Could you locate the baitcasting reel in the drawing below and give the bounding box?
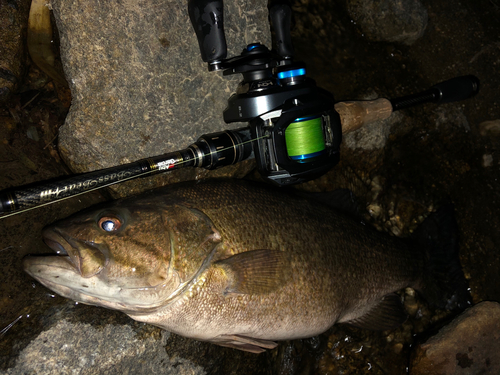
[189,0,342,185]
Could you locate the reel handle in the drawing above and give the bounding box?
[188,0,227,69]
[336,75,480,134]
[269,2,294,58]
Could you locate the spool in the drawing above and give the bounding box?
[285,116,326,161]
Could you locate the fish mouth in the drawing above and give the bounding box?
[23,229,123,310]
[43,237,69,256]
[22,231,76,280]
[41,229,75,266]
[23,227,180,313]
[39,228,107,278]
[22,254,131,312]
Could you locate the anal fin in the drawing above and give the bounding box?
[345,293,408,331]
[213,334,278,353]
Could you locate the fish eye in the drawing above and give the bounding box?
[98,216,122,232]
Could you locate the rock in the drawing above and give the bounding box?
[0,0,31,103]
[0,302,277,375]
[50,0,271,196]
[479,119,500,137]
[482,154,494,168]
[3,320,205,375]
[342,110,402,151]
[346,0,428,45]
[409,301,500,375]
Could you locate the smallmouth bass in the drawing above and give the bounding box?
[24,180,469,353]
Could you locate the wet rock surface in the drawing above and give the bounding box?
[346,0,428,45]
[51,0,270,196]
[0,0,31,103]
[409,301,500,374]
[0,0,499,374]
[4,320,204,375]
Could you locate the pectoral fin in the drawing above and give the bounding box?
[213,334,278,353]
[345,294,408,331]
[216,250,288,295]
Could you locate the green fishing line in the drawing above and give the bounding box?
[285,117,325,160]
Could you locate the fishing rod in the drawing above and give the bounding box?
[0,74,479,216]
[0,1,480,216]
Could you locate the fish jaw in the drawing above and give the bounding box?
[23,255,129,310]
[23,253,185,313]
[42,227,108,278]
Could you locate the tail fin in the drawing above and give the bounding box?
[413,204,471,311]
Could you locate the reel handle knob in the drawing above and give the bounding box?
[269,2,294,58]
[188,0,227,69]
